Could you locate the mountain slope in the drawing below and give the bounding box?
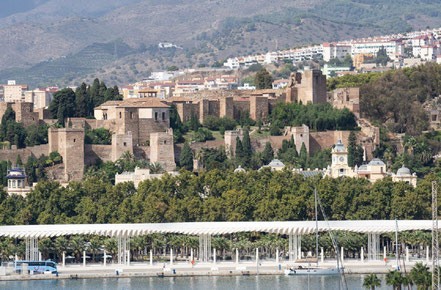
[1,0,441,86]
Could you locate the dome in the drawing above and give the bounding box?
[333,139,346,152]
[368,158,385,166]
[234,165,246,173]
[267,159,285,168]
[396,165,411,176]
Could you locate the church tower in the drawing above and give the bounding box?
[328,139,355,178]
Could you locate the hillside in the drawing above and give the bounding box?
[1,0,441,87]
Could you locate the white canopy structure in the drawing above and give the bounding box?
[0,220,436,264]
[0,220,434,239]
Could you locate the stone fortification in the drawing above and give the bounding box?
[149,129,176,171]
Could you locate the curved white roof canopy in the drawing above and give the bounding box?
[0,220,435,239]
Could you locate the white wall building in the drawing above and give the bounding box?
[322,43,351,62]
[351,40,404,57]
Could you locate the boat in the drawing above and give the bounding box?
[285,188,342,276]
[284,266,340,276]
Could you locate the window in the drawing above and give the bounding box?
[162,112,165,121]
[130,112,133,119]
[155,112,158,121]
[123,142,127,146]
[119,112,122,119]
[73,139,76,143]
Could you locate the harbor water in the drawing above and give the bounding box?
[0,274,392,289]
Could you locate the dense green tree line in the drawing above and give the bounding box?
[84,127,112,145]
[0,107,48,149]
[49,79,121,125]
[0,168,436,226]
[269,102,358,132]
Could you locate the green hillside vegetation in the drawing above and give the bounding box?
[329,63,441,135]
[2,1,441,86]
[0,40,135,87]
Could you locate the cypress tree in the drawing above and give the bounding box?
[262,142,274,164]
[15,155,22,167]
[235,137,244,162]
[75,83,89,117]
[180,142,194,171]
[299,142,308,168]
[242,129,252,159]
[348,131,363,167]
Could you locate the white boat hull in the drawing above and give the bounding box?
[284,268,341,276]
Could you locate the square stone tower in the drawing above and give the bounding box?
[48,128,85,181]
[149,129,176,171]
[250,95,269,121]
[224,128,244,156]
[112,132,133,161]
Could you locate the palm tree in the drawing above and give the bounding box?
[55,236,69,261]
[69,236,86,263]
[88,238,101,263]
[104,238,118,263]
[386,270,403,290]
[410,262,431,290]
[148,162,164,174]
[38,238,54,260]
[363,273,381,290]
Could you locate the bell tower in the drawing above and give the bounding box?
[332,139,348,166]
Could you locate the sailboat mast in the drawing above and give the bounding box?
[315,188,319,266]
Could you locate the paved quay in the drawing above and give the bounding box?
[0,259,427,281]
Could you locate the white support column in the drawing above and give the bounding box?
[15,254,18,262]
[290,234,302,261]
[103,251,106,267]
[39,251,42,262]
[367,233,380,261]
[236,248,239,264]
[170,248,173,266]
[127,250,130,266]
[289,234,293,261]
[276,248,279,264]
[427,246,430,263]
[384,246,386,261]
[62,252,65,267]
[83,251,86,267]
[199,234,212,262]
[190,249,194,265]
[150,250,153,266]
[341,247,344,262]
[213,248,216,264]
[256,248,259,265]
[321,247,324,263]
[406,247,409,262]
[118,236,122,265]
[361,247,364,263]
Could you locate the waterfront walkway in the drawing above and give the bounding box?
[0,259,432,281]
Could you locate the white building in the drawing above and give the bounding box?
[325,140,417,187]
[115,167,179,188]
[272,79,289,89]
[24,89,53,109]
[260,159,285,171]
[391,165,417,187]
[5,168,33,197]
[322,43,351,62]
[238,83,256,90]
[351,40,404,57]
